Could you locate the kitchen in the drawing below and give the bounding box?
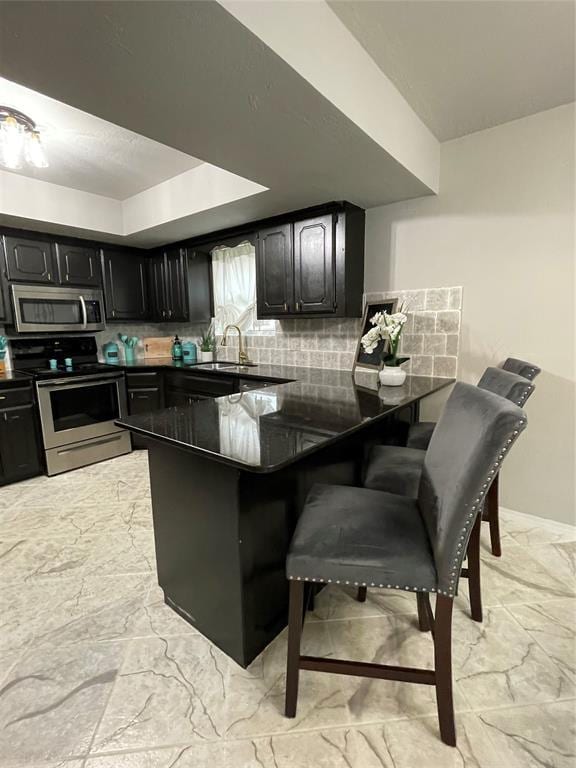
[0,2,574,767]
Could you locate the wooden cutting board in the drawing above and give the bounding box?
[143,337,173,358]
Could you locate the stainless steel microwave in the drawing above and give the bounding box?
[10,284,106,334]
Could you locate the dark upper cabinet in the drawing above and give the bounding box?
[256,224,294,317]
[0,403,42,484]
[187,250,213,323]
[149,248,212,323]
[293,214,335,314]
[102,248,149,321]
[255,205,364,319]
[55,243,102,287]
[3,235,58,284]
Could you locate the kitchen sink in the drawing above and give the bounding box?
[194,362,238,370]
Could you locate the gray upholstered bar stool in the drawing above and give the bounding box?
[361,366,535,618]
[405,358,540,557]
[285,383,527,746]
[407,357,540,451]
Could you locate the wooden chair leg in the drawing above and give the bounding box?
[285,580,304,718]
[467,513,483,623]
[416,592,432,631]
[486,473,501,557]
[356,586,367,602]
[434,595,456,747]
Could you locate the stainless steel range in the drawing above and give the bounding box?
[12,336,131,475]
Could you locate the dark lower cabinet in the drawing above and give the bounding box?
[128,387,163,414]
[2,235,58,284]
[56,243,102,287]
[102,248,149,321]
[0,402,42,485]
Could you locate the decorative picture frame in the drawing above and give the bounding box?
[353,298,399,372]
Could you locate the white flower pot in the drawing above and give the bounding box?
[379,365,407,387]
[199,351,214,363]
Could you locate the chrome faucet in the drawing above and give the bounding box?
[221,324,250,365]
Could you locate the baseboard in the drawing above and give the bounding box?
[499,505,576,535]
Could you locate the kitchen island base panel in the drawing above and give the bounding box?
[148,442,298,667]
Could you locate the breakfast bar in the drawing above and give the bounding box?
[117,368,452,666]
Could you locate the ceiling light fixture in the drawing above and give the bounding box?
[0,106,48,169]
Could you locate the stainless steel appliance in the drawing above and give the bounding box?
[11,284,105,334]
[12,336,131,475]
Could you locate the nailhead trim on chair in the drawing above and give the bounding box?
[287,419,526,598]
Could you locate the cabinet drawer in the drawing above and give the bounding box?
[126,370,161,388]
[0,385,34,408]
[128,386,163,414]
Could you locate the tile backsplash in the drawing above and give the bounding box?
[5,285,462,378]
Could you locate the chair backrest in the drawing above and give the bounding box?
[478,366,535,406]
[418,382,526,597]
[502,357,541,381]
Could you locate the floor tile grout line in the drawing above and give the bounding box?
[500,603,576,685]
[78,697,576,761]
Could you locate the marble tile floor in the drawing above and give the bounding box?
[0,451,574,768]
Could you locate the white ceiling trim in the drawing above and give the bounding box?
[220,0,440,192]
[0,163,267,239]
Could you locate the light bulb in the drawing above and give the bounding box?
[0,115,24,169]
[25,131,48,168]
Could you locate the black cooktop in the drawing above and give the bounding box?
[10,336,118,380]
[24,362,118,381]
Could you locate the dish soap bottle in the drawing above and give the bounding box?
[172,335,183,361]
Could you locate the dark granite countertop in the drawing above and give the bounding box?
[117,369,453,473]
[109,357,293,383]
[0,370,34,387]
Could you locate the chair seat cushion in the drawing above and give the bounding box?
[363,445,425,496]
[407,421,436,450]
[287,484,437,593]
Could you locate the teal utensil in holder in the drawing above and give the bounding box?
[118,334,139,364]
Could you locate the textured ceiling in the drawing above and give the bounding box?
[329,0,576,141]
[0,77,204,199]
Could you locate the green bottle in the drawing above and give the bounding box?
[172,334,183,361]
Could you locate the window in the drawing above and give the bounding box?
[211,242,274,334]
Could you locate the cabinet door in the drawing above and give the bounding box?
[148,254,166,321]
[0,405,42,482]
[187,250,213,322]
[3,235,57,284]
[293,214,335,314]
[256,224,293,317]
[165,388,190,408]
[102,249,149,321]
[164,249,189,322]
[128,387,162,414]
[56,243,101,286]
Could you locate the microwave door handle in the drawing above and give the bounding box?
[79,295,88,328]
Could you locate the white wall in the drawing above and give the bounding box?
[365,104,575,525]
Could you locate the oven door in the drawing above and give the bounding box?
[11,284,106,333]
[37,373,127,449]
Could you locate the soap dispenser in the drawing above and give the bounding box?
[172,335,183,361]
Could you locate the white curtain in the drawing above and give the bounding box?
[211,241,256,332]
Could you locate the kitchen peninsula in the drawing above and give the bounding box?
[117,368,452,666]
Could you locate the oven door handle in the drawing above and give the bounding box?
[36,372,125,388]
[79,295,88,329]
